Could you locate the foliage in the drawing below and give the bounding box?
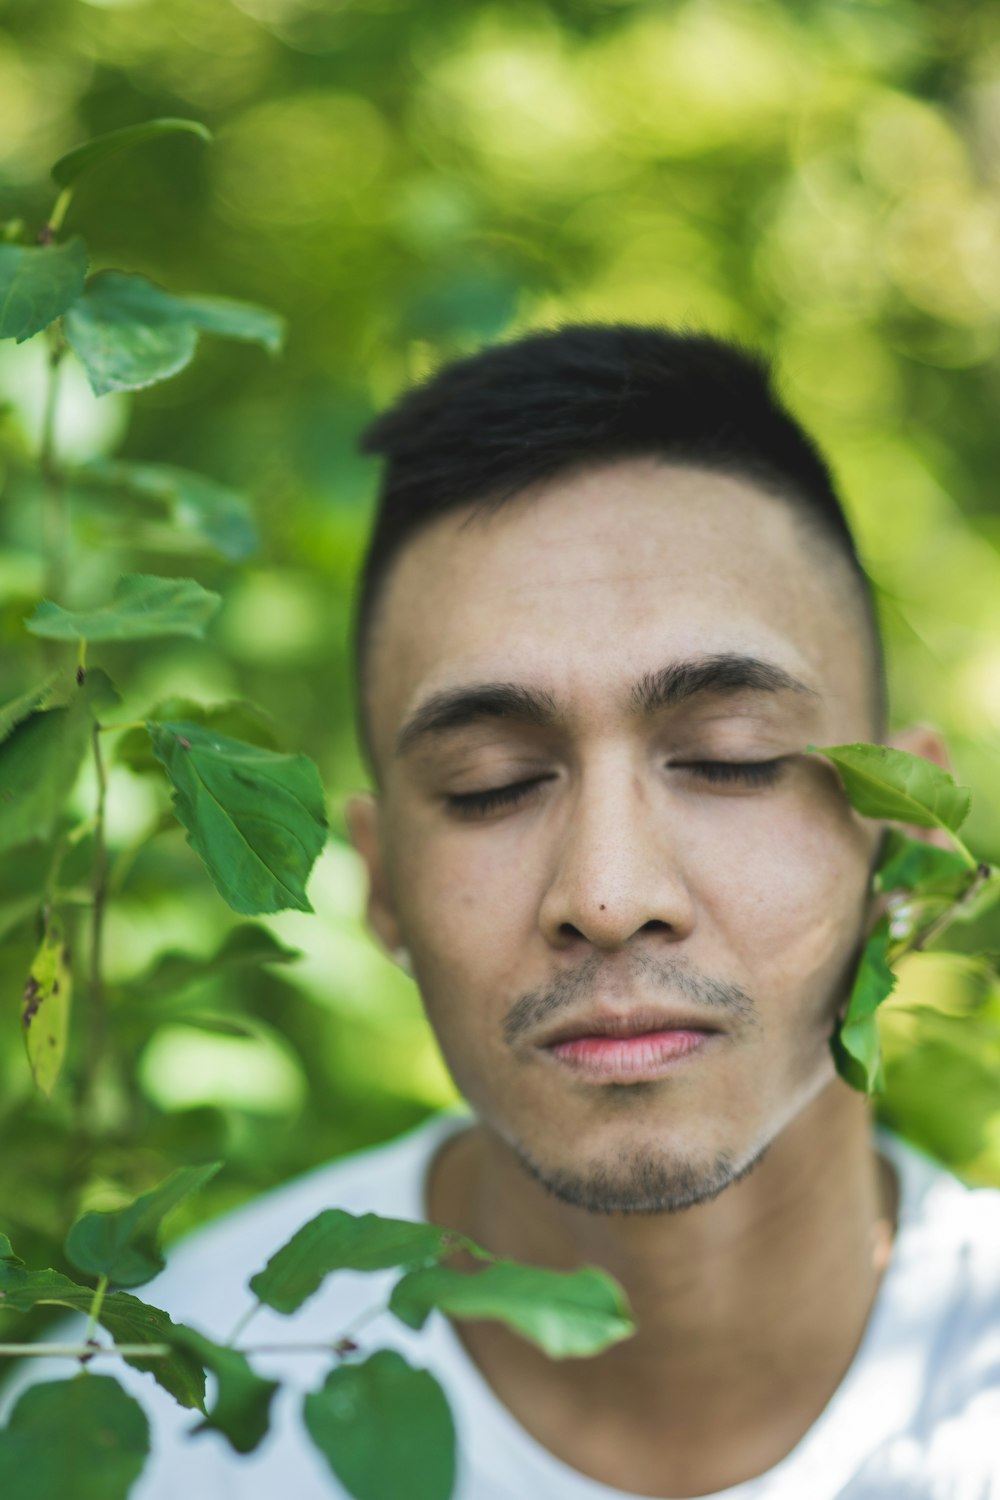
[1,5,1000,1492]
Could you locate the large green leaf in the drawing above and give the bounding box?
[22,918,71,1099]
[303,1350,455,1500]
[147,721,327,915]
[810,743,971,836]
[64,271,283,395]
[390,1261,634,1359]
[0,672,116,855]
[76,461,258,562]
[249,1211,466,1317]
[26,574,221,643]
[164,1326,277,1454]
[52,119,211,188]
[832,918,898,1096]
[116,697,280,774]
[64,1162,221,1288]
[0,237,88,342]
[0,1376,149,1500]
[64,272,198,394]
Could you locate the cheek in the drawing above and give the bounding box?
[697,793,874,997]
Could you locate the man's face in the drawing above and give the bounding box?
[354,459,881,1213]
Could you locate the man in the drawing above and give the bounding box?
[9,326,1000,1496]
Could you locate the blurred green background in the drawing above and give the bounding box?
[1,0,999,1294]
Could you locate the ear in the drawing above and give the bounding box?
[344,791,405,958]
[885,723,955,851]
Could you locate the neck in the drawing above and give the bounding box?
[426,1082,898,1494]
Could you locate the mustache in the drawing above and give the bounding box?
[501,952,758,1047]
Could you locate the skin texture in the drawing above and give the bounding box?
[346,458,947,1496]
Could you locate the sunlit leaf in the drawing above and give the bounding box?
[0,1376,149,1500]
[172,294,284,355]
[64,1162,221,1288]
[0,1232,25,1265]
[21,918,71,1099]
[64,271,283,394]
[64,272,198,395]
[832,918,897,1095]
[0,237,88,342]
[77,461,258,561]
[165,1325,277,1454]
[249,1211,464,1316]
[125,924,300,1002]
[303,1350,455,1500]
[147,721,327,915]
[115,697,280,774]
[811,743,971,836]
[52,119,211,188]
[26,574,221,642]
[390,1261,634,1358]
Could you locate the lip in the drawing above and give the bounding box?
[545,1028,716,1082]
[537,1008,724,1049]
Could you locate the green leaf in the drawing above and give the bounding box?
[115,697,280,774]
[52,118,211,188]
[64,271,283,394]
[0,671,77,746]
[0,1265,206,1412]
[810,743,971,837]
[77,460,258,562]
[26,573,221,643]
[0,1232,25,1266]
[64,272,198,395]
[147,721,327,915]
[164,1326,277,1454]
[303,1350,455,1500]
[249,1211,465,1317]
[0,671,116,855]
[875,830,971,896]
[171,294,284,355]
[390,1261,635,1359]
[0,237,88,342]
[64,1162,222,1288]
[22,918,71,1099]
[832,918,897,1095]
[125,924,300,1002]
[0,1376,149,1500]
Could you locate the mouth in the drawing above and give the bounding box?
[538,1009,724,1084]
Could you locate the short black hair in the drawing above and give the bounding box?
[354,323,885,770]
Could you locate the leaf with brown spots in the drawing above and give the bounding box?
[21,918,71,1098]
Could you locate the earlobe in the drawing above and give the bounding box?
[344,791,404,958]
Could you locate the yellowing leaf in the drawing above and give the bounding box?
[22,919,71,1098]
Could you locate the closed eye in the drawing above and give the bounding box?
[445,777,552,818]
[672,759,787,787]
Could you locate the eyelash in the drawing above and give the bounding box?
[445,760,787,817]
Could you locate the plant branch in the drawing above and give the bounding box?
[39,338,68,601]
[76,721,110,1132]
[891,862,995,962]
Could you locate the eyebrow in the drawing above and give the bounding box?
[393,653,818,758]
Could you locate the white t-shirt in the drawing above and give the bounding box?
[5,1110,1000,1499]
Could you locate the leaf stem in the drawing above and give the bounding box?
[891,862,995,961]
[76,722,110,1131]
[39,339,68,602]
[47,186,74,236]
[224,1302,261,1347]
[84,1274,109,1345]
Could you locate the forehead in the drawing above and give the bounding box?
[364,458,871,765]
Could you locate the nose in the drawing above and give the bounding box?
[537,758,696,952]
